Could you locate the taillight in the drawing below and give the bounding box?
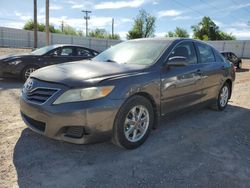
[233,66,236,72]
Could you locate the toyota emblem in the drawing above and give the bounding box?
[25,80,34,91]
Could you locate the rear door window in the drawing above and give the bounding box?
[196,43,215,63]
[76,48,93,57]
[60,47,74,56]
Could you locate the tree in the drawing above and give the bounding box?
[23,20,84,36]
[127,9,156,39]
[89,28,120,40]
[192,16,235,40]
[23,20,60,33]
[166,27,189,38]
[63,25,78,36]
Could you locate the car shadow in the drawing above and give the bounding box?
[13,104,250,187]
[0,78,23,90]
[236,68,249,73]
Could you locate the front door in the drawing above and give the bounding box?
[160,41,203,115]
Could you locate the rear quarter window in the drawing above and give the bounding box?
[196,43,215,63]
[213,49,225,62]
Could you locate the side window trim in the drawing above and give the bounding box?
[167,41,198,65]
[195,42,216,64]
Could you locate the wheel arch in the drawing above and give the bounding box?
[225,79,232,99]
[20,64,40,80]
[128,92,159,129]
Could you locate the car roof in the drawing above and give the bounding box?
[221,51,234,54]
[45,44,98,51]
[129,38,214,47]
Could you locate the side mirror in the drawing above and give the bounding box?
[167,56,188,67]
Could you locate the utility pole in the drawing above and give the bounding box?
[82,10,91,37]
[112,18,114,39]
[45,0,49,45]
[60,20,64,32]
[33,0,37,48]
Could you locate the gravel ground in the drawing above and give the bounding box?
[0,58,250,188]
[0,47,31,56]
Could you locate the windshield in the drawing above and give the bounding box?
[93,40,169,65]
[31,45,58,55]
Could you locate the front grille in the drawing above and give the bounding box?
[22,113,46,132]
[24,87,59,104]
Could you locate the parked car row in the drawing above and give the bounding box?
[0,44,99,81]
[18,38,235,149]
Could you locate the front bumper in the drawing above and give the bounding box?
[20,95,123,144]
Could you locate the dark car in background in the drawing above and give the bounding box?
[0,44,99,80]
[221,51,242,69]
[20,38,235,149]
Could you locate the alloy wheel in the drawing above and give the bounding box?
[219,85,229,107]
[124,105,150,142]
[25,68,37,80]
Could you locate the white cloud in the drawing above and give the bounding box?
[158,10,182,18]
[173,16,191,20]
[117,31,128,40]
[50,4,62,10]
[45,16,114,30]
[14,11,31,21]
[213,20,224,27]
[94,0,145,9]
[154,32,166,37]
[228,2,250,11]
[2,21,24,29]
[225,28,250,39]
[152,1,158,5]
[67,1,94,9]
[120,18,133,23]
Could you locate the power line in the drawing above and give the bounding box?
[172,0,204,16]
[199,0,239,21]
[231,0,250,15]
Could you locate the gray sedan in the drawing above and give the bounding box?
[20,38,235,149]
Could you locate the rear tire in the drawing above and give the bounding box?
[112,96,154,149]
[21,65,38,81]
[237,61,242,69]
[210,82,230,111]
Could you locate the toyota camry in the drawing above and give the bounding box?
[20,38,235,149]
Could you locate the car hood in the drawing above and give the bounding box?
[31,60,145,87]
[0,53,33,61]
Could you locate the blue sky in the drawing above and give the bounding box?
[0,0,250,39]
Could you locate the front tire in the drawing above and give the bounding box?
[237,61,242,69]
[21,65,38,81]
[112,96,154,149]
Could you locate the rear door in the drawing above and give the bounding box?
[195,42,224,101]
[160,41,203,115]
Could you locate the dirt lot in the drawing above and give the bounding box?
[0,59,250,188]
[0,47,32,56]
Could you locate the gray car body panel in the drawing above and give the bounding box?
[20,38,235,144]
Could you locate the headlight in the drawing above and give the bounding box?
[53,86,114,104]
[8,60,22,65]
